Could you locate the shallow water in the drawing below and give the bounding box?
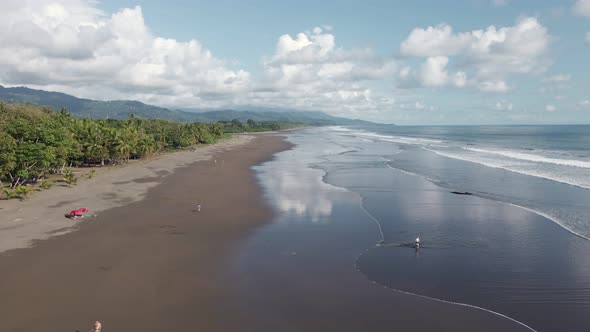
[229,127,590,332]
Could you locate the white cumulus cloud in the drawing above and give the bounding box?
[400,24,471,57]
[0,0,250,108]
[545,104,557,112]
[255,27,398,116]
[573,0,590,17]
[419,56,450,87]
[399,56,467,89]
[399,17,550,92]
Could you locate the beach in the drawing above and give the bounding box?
[0,135,257,253]
[3,1,590,331]
[1,126,589,332]
[0,134,291,331]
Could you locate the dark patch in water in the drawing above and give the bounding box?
[450,191,473,195]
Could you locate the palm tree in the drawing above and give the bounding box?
[136,135,156,159]
[110,129,132,162]
[80,120,109,165]
[210,123,224,137]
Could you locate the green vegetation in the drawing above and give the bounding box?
[13,185,34,199]
[2,186,34,200]
[0,101,302,200]
[2,188,17,199]
[220,118,303,133]
[62,168,78,187]
[0,102,226,195]
[38,181,54,189]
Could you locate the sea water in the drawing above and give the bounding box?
[237,126,590,332]
[341,124,590,240]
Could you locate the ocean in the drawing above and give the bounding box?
[344,124,590,239]
[228,125,590,332]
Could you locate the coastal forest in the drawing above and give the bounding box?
[0,101,299,197]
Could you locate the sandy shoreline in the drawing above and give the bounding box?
[0,134,292,331]
[0,135,254,254]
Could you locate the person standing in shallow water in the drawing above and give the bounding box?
[415,236,420,248]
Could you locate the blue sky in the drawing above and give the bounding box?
[1,0,590,124]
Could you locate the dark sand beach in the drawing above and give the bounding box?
[0,135,291,331]
[0,130,573,332]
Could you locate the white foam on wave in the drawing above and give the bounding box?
[426,148,590,190]
[465,147,590,169]
[340,130,445,146]
[332,127,590,238]
[505,202,590,241]
[332,127,590,189]
[329,126,355,132]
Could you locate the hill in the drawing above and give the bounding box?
[0,85,374,125]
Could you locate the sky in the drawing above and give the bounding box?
[0,0,589,124]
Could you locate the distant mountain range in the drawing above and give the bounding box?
[0,85,374,125]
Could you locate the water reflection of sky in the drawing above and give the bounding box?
[254,130,356,223]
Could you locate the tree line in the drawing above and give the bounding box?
[0,102,224,190]
[220,118,302,133]
[0,102,303,195]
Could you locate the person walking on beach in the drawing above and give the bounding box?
[91,320,102,332]
[196,203,201,212]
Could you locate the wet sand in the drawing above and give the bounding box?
[0,135,292,331]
